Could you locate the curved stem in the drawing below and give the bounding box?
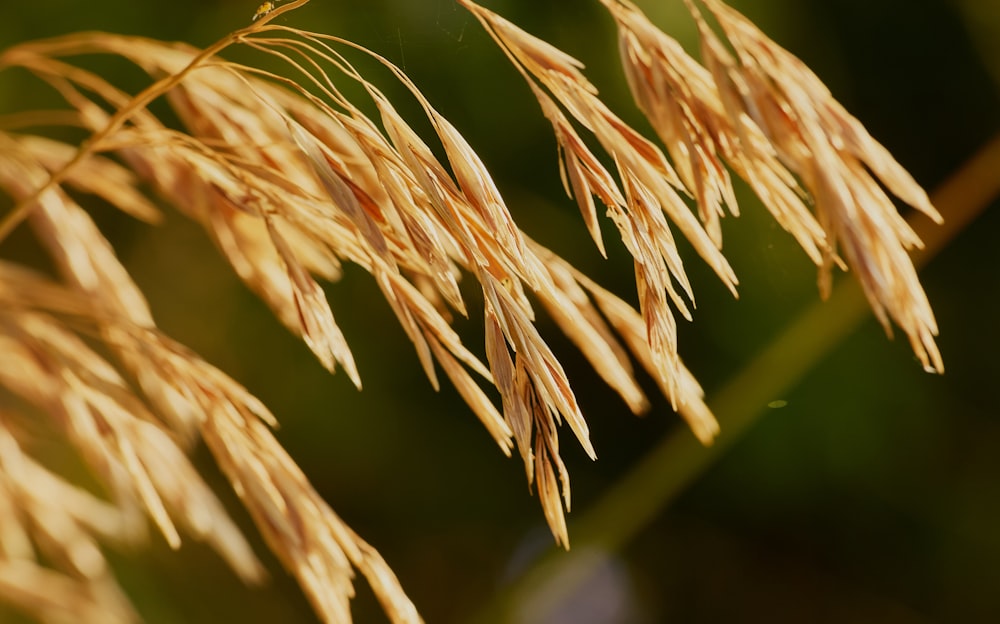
[0,0,312,244]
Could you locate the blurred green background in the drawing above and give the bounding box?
[2,0,999,622]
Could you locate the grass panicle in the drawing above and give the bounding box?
[0,0,944,621]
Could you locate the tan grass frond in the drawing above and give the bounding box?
[3,80,422,616]
[569,269,719,444]
[461,0,736,288]
[533,411,572,547]
[601,0,740,247]
[482,271,597,546]
[236,21,737,539]
[535,82,622,258]
[0,414,139,624]
[688,0,943,372]
[601,0,829,265]
[159,28,564,530]
[466,0,940,375]
[459,0,737,292]
[0,254,423,621]
[2,33,366,384]
[5,10,607,604]
[2,129,204,437]
[526,241,649,415]
[226,27,616,540]
[0,0,953,619]
[0,420,125,572]
[0,0,314,241]
[12,134,162,225]
[0,560,136,624]
[459,0,733,436]
[0,303,266,582]
[262,206,362,386]
[201,400,422,624]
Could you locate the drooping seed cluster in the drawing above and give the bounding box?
[0,0,942,622]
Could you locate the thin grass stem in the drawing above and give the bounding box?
[0,0,313,244]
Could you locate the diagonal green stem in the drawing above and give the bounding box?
[475,133,1000,622]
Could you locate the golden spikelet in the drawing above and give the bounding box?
[459,0,736,421]
[690,0,943,372]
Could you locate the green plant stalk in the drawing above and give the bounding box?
[476,132,1000,623]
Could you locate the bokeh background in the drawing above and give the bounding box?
[2,0,999,622]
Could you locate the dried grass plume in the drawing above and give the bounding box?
[0,0,942,621]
